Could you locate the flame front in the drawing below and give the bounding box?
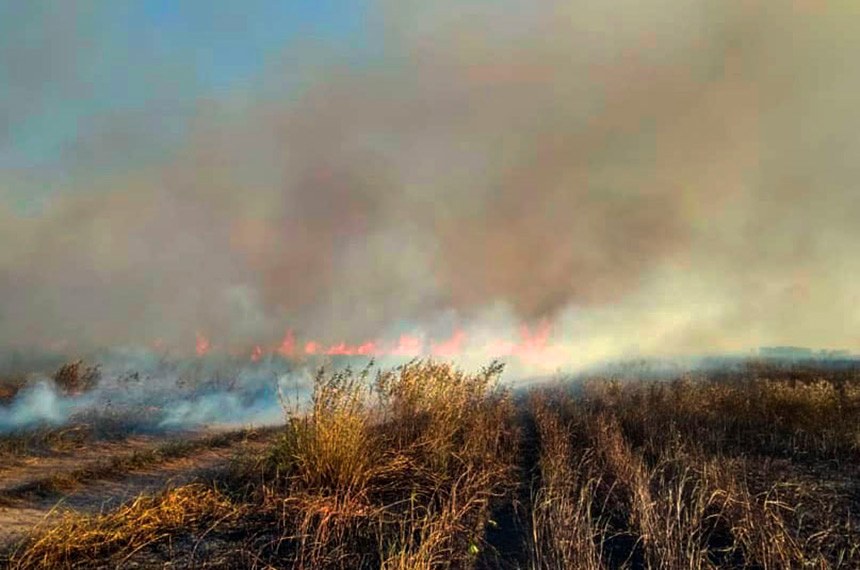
[187,322,569,368]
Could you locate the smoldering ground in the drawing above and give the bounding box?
[0,353,303,434]
[1,2,859,366]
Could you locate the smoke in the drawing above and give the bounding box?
[0,380,71,431]
[0,354,309,434]
[1,1,859,366]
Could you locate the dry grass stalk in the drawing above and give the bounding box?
[6,361,860,569]
[8,484,241,569]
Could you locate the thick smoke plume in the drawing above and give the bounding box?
[1,1,859,367]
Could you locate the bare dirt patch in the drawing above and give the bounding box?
[0,433,190,491]
[0,427,277,548]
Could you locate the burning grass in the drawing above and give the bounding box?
[3,360,860,569]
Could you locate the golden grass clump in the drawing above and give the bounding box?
[252,359,517,569]
[272,365,379,493]
[8,484,241,569]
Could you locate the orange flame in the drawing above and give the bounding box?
[199,322,567,368]
[431,329,467,357]
[277,330,296,357]
[195,332,211,357]
[392,334,424,356]
[324,341,379,356]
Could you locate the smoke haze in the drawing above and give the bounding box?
[1,1,859,368]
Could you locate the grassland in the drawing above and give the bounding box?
[1,359,859,569]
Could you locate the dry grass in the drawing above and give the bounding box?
[528,396,607,569]
[7,484,242,569]
[526,369,860,569]
[52,361,100,396]
[0,428,270,505]
[249,360,518,569]
[0,374,25,406]
[5,360,860,569]
[0,361,116,460]
[0,424,95,460]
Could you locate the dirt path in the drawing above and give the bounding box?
[0,432,198,491]
[0,427,278,547]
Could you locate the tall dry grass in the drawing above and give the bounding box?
[528,395,607,569]
[6,361,859,569]
[243,359,518,569]
[526,371,859,569]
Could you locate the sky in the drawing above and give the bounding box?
[1,1,859,370]
[1,1,369,205]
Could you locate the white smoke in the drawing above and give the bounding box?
[0,380,74,431]
[0,354,313,434]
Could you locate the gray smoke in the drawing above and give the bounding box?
[1,1,858,364]
[0,353,310,434]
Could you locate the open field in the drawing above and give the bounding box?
[1,359,859,569]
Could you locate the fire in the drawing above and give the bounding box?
[431,329,467,357]
[195,332,211,357]
[354,342,378,355]
[324,341,379,356]
[513,321,557,364]
[277,330,296,357]
[197,322,569,368]
[392,334,424,356]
